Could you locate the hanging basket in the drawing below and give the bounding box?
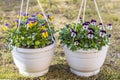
[64,45,109,77]
[59,0,112,77]
[12,42,56,77]
[10,0,56,77]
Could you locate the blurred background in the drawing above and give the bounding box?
[0,0,120,79]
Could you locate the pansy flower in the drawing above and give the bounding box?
[91,19,96,25]
[23,13,29,19]
[27,19,38,28]
[99,30,106,37]
[47,14,54,21]
[74,40,80,45]
[42,30,48,38]
[98,40,101,44]
[31,14,36,18]
[37,13,43,19]
[2,24,9,31]
[98,23,103,29]
[88,28,95,33]
[88,32,94,39]
[71,28,77,38]
[41,24,46,30]
[83,22,89,30]
[106,24,112,30]
[14,20,19,26]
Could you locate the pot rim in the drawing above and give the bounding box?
[64,45,109,53]
[14,41,56,53]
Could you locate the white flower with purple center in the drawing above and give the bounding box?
[99,30,106,37]
[88,28,95,33]
[88,32,94,39]
[98,23,103,30]
[71,29,77,38]
[98,40,101,44]
[91,19,96,25]
[83,22,89,30]
[106,24,112,30]
[74,40,80,45]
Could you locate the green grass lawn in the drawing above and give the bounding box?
[0,0,120,80]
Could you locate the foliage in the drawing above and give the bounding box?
[59,19,112,51]
[2,12,55,49]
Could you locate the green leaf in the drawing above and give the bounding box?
[35,41,40,46]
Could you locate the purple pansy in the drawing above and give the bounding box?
[36,12,39,14]
[106,24,112,30]
[47,14,50,18]
[23,13,29,16]
[91,19,96,25]
[26,18,37,25]
[83,22,89,30]
[99,30,106,37]
[15,20,19,23]
[26,20,29,24]
[88,32,94,39]
[88,28,95,33]
[42,24,45,26]
[98,23,103,29]
[42,30,47,33]
[31,14,36,17]
[5,23,9,26]
[31,20,37,23]
[71,28,77,38]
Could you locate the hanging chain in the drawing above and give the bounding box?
[94,0,105,30]
[17,0,24,31]
[75,0,105,31]
[75,0,84,30]
[83,0,87,23]
[26,0,29,15]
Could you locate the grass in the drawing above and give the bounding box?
[0,0,120,80]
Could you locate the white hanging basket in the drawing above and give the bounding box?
[64,45,109,77]
[12,42,56,77]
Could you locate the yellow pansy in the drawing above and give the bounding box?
[17,15,20,18]
[2,24,9,31]
[49,16,54,21]
[41,26,46,30]
[27,22,33,28]
[27,20,38,28]
[42,30,48,38]
[14,20,19,26]
[23,16,28,19]
[47,15,54,21]
[37,14,43,19]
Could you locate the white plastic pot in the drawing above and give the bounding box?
[12,42,56,77]
[64,46,109,77]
